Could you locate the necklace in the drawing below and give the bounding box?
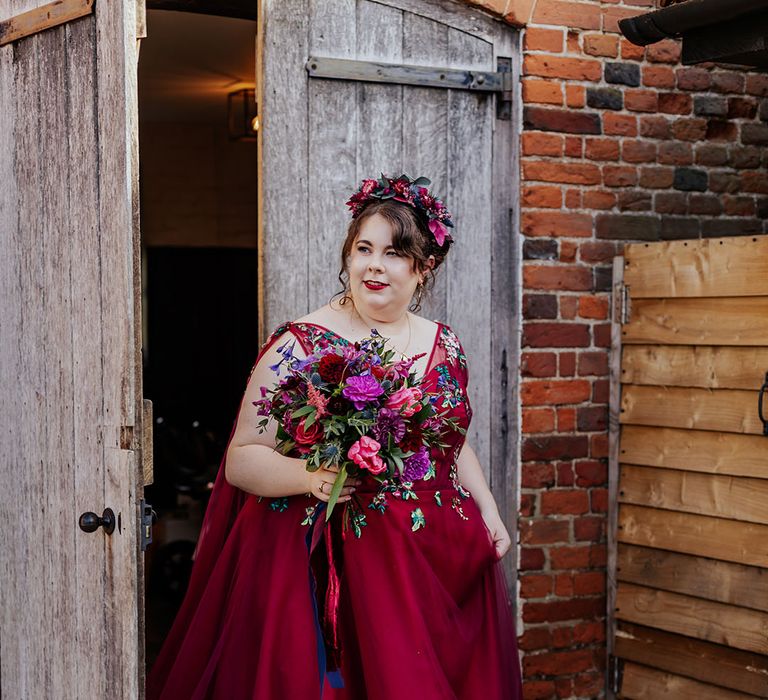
[348,302,412,358]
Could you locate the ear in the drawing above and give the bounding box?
[420,256,436,284]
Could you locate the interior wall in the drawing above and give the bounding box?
[140,122,257,248]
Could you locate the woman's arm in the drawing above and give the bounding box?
[225,332,358,502]
[456,440,511,559]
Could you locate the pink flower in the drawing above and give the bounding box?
[347,436,385,474]
[385,386,423,417]
[361,178,378,195]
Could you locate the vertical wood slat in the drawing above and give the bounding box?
[307,0,356,312]
[607,255,624,700]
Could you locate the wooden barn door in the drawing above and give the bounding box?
[0,1,144,697]
[259,0,521,577]
[607,235,768,698]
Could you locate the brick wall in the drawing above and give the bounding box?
[464,1,768,698]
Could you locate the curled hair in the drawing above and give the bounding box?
[334,200,454,312]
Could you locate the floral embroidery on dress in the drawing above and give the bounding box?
[270,497,289,512]
[435,365,464,409]
[411,508,426,531]
[438,325,466,370]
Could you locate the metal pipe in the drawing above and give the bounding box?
[619,0,768,46]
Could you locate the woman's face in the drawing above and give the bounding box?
[346,213,422,319]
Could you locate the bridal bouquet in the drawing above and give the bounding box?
[253,330,463,520]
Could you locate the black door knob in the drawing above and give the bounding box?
[78,508,116,535]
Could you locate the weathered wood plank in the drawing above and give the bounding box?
[624,236,768,299]
[377,0,501,42]
[622,345,768,390]
[67,14,109,697]
[620,385,762,435]
[620,661,760,700]
[307,0,356,310]
[446,26,494,478]
[0,0,94,47]
[617,544,768,612]
[259,0,311,333]
[618,504,768,568]
[620,426,768,478]
[623,297,768,346]
[616,582,768,655]
[616,622,768,698]
[619,464,768,525]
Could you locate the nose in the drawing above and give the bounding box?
[368,256,384,272]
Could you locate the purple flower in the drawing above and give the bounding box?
[402,446,431,481]
[371,408,406,444]
[342,375,384,410]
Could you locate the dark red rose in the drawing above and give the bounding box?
[294,418,323,454]
[371,364,387,379]
[327,395,351,416]
[318,354,346,384]
[399,428,424,454]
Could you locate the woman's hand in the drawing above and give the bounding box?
[482,508,511,561]
[307,464,361,503]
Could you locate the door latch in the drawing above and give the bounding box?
[140,499,157,551]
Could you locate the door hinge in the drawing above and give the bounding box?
[140,499,157,552]
[608,655,624,696]
[614,282,631,325]
[496,57,513,121]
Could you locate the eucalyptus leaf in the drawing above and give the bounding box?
[325,464,348,521]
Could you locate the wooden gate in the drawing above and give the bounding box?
[0,0,144,696]
[258,0,521,576]
[607,235,768,698]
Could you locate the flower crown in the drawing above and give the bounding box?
[345,173,454,247]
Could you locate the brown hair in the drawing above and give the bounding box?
[334,200,454,312]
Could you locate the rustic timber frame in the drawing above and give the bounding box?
[257,0,522,587]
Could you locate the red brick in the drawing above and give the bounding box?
[625,89,658,112]
[646,39,681,64]
[594,322,611,347]
[602,5,642,33]
[524,54,602,81]
[521,679,556,698]
[522,78,564,106]
[741,172,768,194]
[522,132,564,156]
[532,0,602,30]
[582,190,616,210]
[523,322,591,348]
[671,118,707,142]
[566,29,579,53]
[559,296,578,320]
[573,672,605,697]
[575,460,607,487]
[520,573,554,598]
[723,196,755,216]
[707,120,738,141]
[746,74,768,97]
[521,435,589,461]
[524,264,593,290]
[551,623,574,648]
[522,185,562,208]
[520,493,535,517]
[658,93,692,115]
[522,211,593,238]
[555,676,574,698]
[523,408,556,434]
[522,351,557,377]
[622,139,657,163]
[591,433,609,459]
[557,408,576,433]
[620,38,645,61]
[554,573,574,597]
[583,33,618,58]
[565,84,585,108]
[564,136,583,158]
[574,515,605,541]
[729,97,758,119]
[603,113,637,136]
[550,544,604,569]
[577,349,608,374]
[518,627,552,652]
[520,546,546,570]
[541,489,589,515]
[579,241,616,263]
[523,597,604,624]
[524,161,602,185]
[654,192,687,214]
[640,115,672,139]
[712,71,745,94]
[521,379,591,406]
[577,297,608,320]
[591,488,608,513]
[658,141,693,165]
[520,518,569,545]
[676,67,711,91]
[573,620,605,645]
[558,351,575,377]
[577,405,607,431]
[592,378,609,403]
[560,240,577,262]
[603,165,638,187]
[585,137,619,161]
[524,27,564,52]
[557,462,576,487]
[639,166,674,189]
[564,188,581,209]
[574,571,604,595]
[643,65,675,89]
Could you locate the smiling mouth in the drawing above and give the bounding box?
[364,280,389,289]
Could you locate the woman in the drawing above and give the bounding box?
[147,174,523,699]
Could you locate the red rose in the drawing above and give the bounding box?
[318,354,346,384]
[399,428,424,454]
[294,418,323,454]
[371,364,387,379]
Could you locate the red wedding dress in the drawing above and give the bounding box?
[147,321,523,699]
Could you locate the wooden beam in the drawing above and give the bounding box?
[0,0,94,47]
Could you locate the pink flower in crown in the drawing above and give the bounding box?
[385,386,423,417]
[392,178,414,204]
[360,179,378,196]
[418,187,435,210]
[348,436,386,474]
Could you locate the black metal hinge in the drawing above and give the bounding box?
[608,655,624,696]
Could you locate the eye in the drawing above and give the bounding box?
[356,245,370,253]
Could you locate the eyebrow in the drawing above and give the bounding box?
[357,239,395,249]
